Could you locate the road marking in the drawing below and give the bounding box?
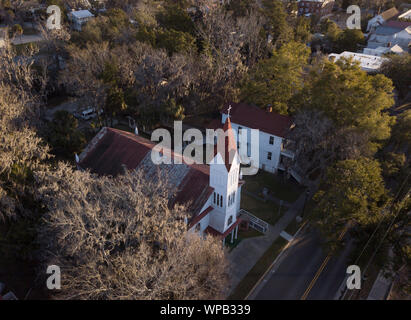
[300,225,349,300]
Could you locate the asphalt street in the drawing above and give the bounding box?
[252,226,354,300]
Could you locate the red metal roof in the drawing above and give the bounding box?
[384,20,411,29]
[79,127,212,215]
[221,102,294,138]
[188,206,213,228]
[205,218,242,239]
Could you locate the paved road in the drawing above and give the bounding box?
[251,226,354,300]
[12,34,43,45]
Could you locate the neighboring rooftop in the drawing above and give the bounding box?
[384,20,411,30]
[329,51,388,72]
[380,7,400,21]
[79,127,213,214]
[398,9,411,20]
[219,102,294,139]
[71,9,94,19]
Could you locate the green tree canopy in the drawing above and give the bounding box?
[293,58,395,143]
[334,28,366,53]
[48,110,86,158]
[240,41,310,114]
[262,0,293,46]
[392,109,411,147]
[312,157,389,246]
[380,53,411,99]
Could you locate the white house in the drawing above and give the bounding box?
[367,21,411,52]
[366,7,399,33]
[208,102,298,181]
[329,51,389,72]
[363,44,404,56]
[398,9,411,21]
[69,10,95,31]
[77,118,244,245]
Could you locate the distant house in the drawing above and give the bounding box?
[363,44,405,56]
[366,7,399,33]
[297,0,335,17]
[68,9,94,31]
[367,21,411,52]
[208,102,300,182]
[329,51,389,73]
[398,9,411,21]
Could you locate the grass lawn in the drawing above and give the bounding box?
[241,193,284,226]
[228,237,288,300]
[224,228,263,252]
[243,171,305,203]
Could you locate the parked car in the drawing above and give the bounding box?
[74,107,102,121]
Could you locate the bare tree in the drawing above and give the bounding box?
[0,83,51,222]
[35,165,229,300]
[287,110,372,182]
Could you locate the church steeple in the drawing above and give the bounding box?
[216,116,237,172]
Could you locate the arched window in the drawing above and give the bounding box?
[217,193,220,206]
[227,215,233,226]
[220,195,223,207]
[213,192,216,204]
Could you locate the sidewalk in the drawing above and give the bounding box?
[228,191,308,294]
[367,270,393,300]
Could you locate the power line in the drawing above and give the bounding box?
[341,171,411,300]
[345,172,410,300]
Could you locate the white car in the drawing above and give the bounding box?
[79,107,102,121]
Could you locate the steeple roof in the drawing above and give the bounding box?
[215,117,237,172]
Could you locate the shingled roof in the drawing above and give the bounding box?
[220,102,294,138]
[78,127,213,215]
[380,7,399,21]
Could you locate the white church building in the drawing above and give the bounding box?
[77,117,244,244]
[208,102,298,180]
